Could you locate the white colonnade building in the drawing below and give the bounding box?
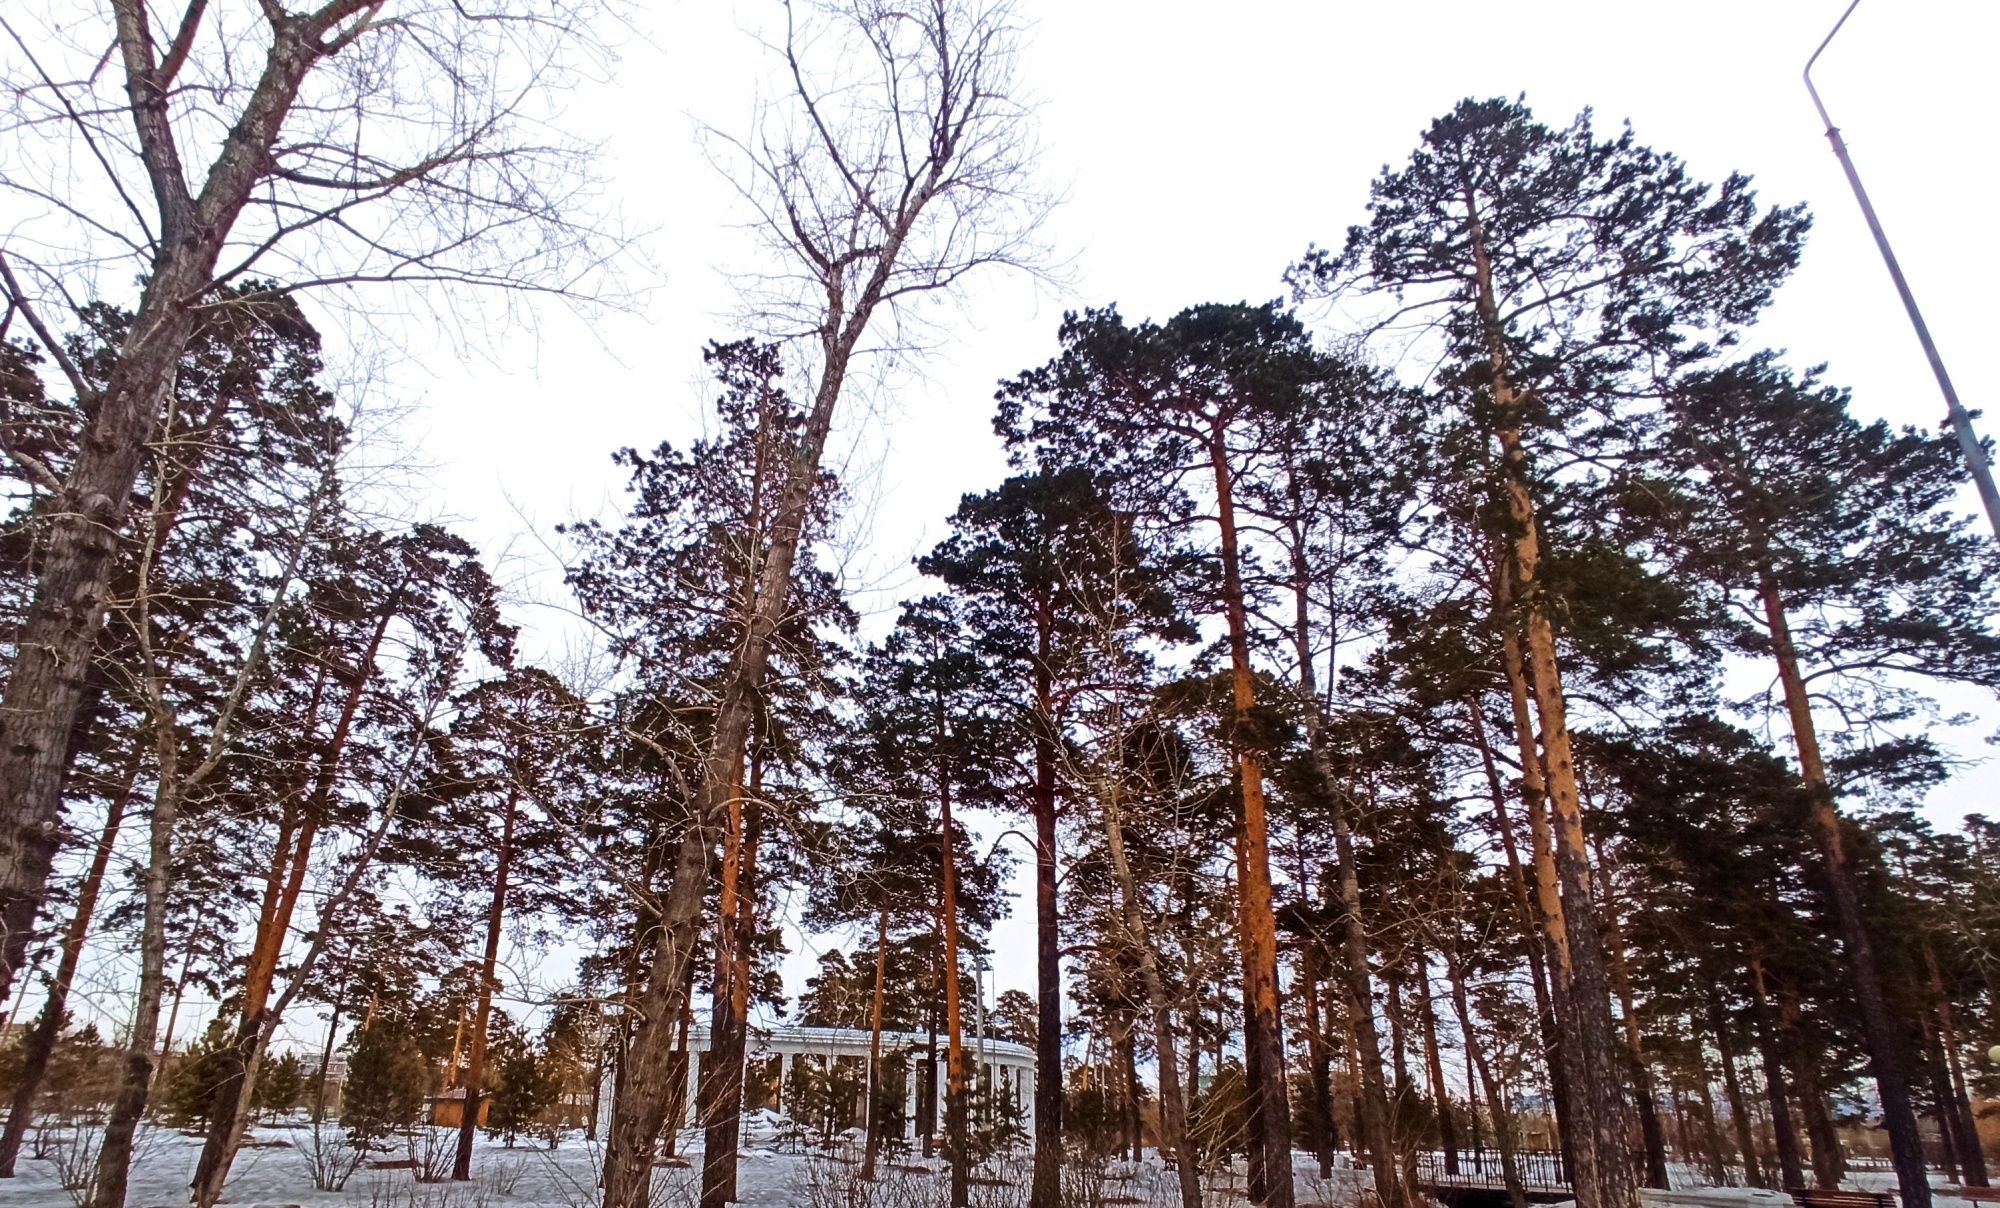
[594,1024,1037,1141]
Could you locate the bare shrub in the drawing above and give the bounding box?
[292,1118,368,1192]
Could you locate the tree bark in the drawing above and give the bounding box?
[87,755,185,1208]
[0,762,136,1176]
[1101,755,1203,1208]
[1414,956,1461,1176]
[1748,961,1805,1190]
[861,904,892,1179]
[1755,564,1931,1208]
[1468,186,1637,1208]
[1707,984,1766,1189]
[1495,584,1589,1189]
[941,777,970,1208]
[1926,942,1988,1186]
[0,9,339,1005]
[1031,594,1064,1208]
[1444,948,1526,1208]
[452,785,518,1180]
[702,764,761,1208]
[1209,422,1294,1208]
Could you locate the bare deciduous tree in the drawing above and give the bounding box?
[600,4,1049,1207]
[0,0,625,1000]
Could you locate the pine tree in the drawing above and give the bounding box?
[1633,353,2000,1202]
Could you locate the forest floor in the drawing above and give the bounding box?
[5,1119,1989,1208]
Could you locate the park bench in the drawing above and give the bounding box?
[1950,1190,2000,1204]
[1787,1188,1896,1208]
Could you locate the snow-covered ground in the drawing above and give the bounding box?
[3,1114,1302,1208]
[6,1123,1991,1208]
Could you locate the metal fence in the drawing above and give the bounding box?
[1414,1147,1572,1191]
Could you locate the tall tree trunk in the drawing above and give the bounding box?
[1444,948,1526,1208]
[1694,1067,1729,1187]
[1495,595,1590,1192]
[1926,942,1988,1186]
[1414,955,1461,1176]
[1593,847,1668,1190]
[0,763,136,1176]
[940,778,971,1208]
[1748,962,1805,1189]
[1208,423,1293,1208]
[1468,190,1637,1208]
[1755,564,1930,1208]
[1776,988,1844,1190]
[192,596,398,1208]
[1242,962,1270,1206]
[1101,762,1202,1208]
[451,786,518,1180]
[1465,697,1575,1182]
[862,905,892,1181]
[1706,984,1765,1189]
[923,992,939,1157]
[1290,560,1397,1204]
[87,764,185,1208]
[603,320,856,1208]
[702,766,761,1208]
[1031,601,1064,1208]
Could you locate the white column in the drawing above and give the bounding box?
[685,1052,701,1127]
[904,1061,918,1139]
[777,1051,791,1117]
[1023,1067,1035,1137]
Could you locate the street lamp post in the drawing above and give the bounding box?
[1805,0,2000,538]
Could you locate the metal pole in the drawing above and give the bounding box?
[1805,0,2000,538]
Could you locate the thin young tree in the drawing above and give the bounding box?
[598,3,1046,1201]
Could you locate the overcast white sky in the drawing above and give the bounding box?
[364,0,2000,1014]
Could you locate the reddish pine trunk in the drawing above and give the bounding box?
[1413,957,1460,1175]
[452,787,518,1180]
[1468,187,1637,1208]
[862,905,891,1180]
[1756,566,1930,1208]
[0,765,137,1176]
[1705,984,1766,1189]
[1748,962,1805,1190]
[702,767,761,1208]
[193,596,400,1207]
[1464,696,1575,1176]
[940,778,970,1208]
[1209,424,1293,1208]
